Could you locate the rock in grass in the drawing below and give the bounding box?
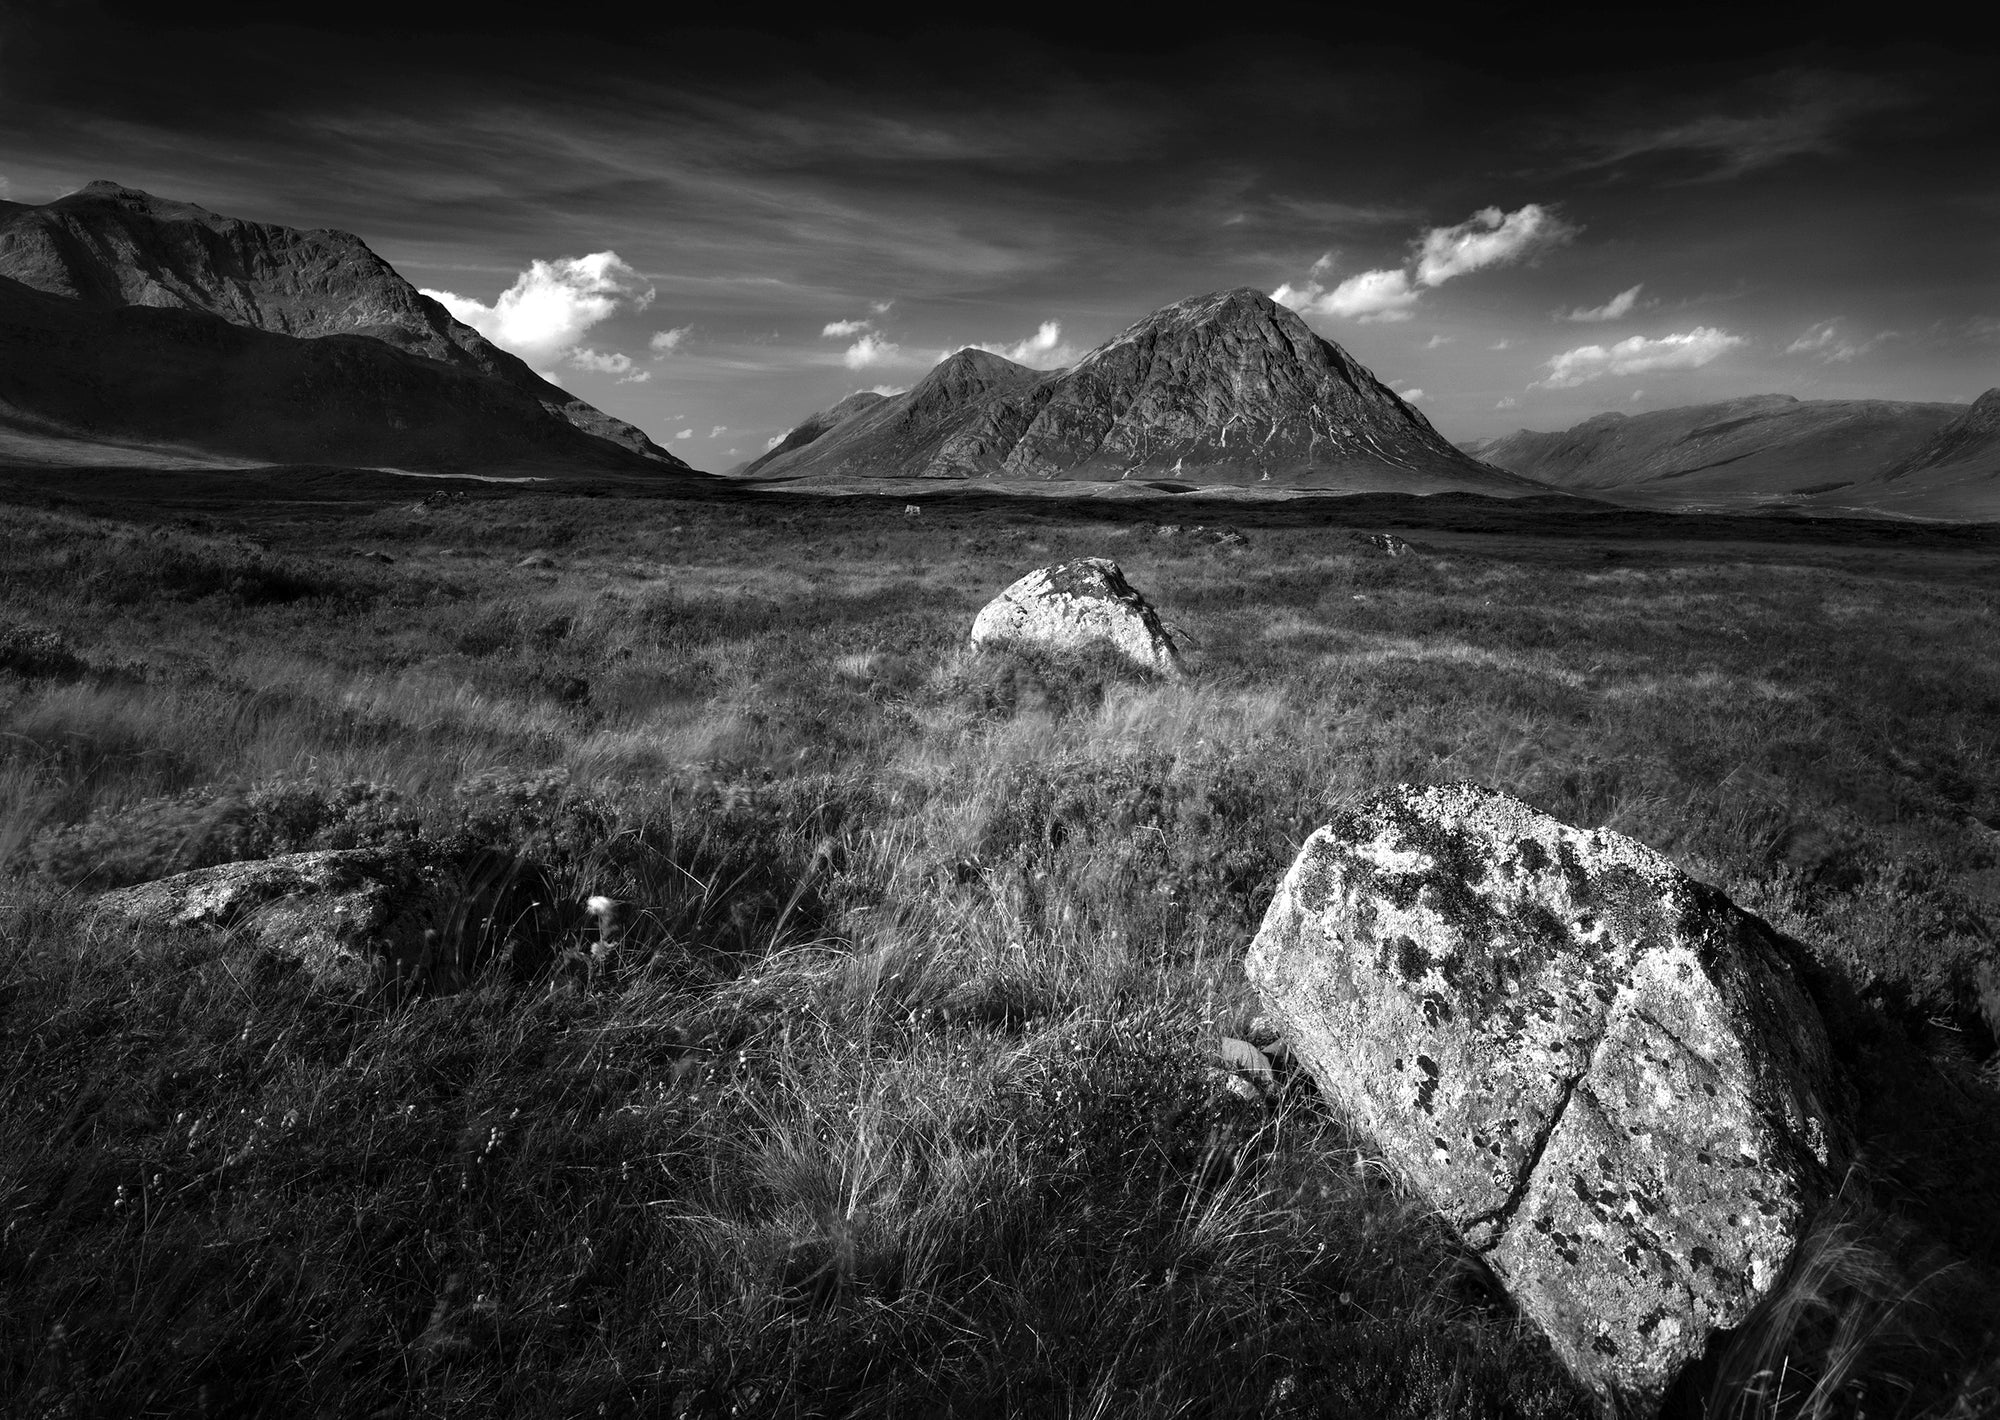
[89,846,573,990]
[969,558,1180,674]
[1245,783,1850,1417]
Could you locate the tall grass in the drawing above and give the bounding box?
[3,492,1997,1415]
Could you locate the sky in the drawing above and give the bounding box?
[2,4,1996,470]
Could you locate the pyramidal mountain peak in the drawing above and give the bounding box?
[750,286,1535,493]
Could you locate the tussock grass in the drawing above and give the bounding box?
[3,491,1997,1416]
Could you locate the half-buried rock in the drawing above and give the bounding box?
[1245,783,1849,1417]
[89,846,572,991]
[969,558,1180,674]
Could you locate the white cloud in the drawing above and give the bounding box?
[1399,388,1426,402]
[1537,328,1745,388]
[1630,389,1646,401]
[709,425,728,438]
[423,251,653,366]
[869,300,894,315]
[1274,203,1569,325]
[1566,284,1644,322]
[1424,334,1455,349]
[1489,339,1514,350]
[869,384,907,396]
[569,348,634,376]
[765,432,789,450]
[1495,396,1519,409]
[726,448,739,456]
[649,326,690,354]
[973,320,1080,368]
[617,370,651,385]
[822,318,873,337]
[1414,204,1575,287]
[843,332,903,369]
[675,429,694,440]
[1784,319,1890,363]
[1274,268,1419,322]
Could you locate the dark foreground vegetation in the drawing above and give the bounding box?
[3,473,1998,1417]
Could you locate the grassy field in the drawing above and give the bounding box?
[3,475,1998,1418]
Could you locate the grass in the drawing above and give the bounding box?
[2,482,1998,1417]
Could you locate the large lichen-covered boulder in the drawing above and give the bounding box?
[1245,784,1850,1416]
[89,846,573,990]
[969,558,1180,674]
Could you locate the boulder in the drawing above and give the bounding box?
[1245,784,1850,1416]
[969,558,1180,674]
[89,846,575,990]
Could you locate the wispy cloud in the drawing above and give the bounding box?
[1565,284,1644,322]
[1399,387,1426,402]
[1424,333,1455,349]
[822,317,873,337]
[569,347,636,375]
[648,326,690,354]
[1784,319,1891,363]
[423,251,654,367]
[1574,70,1915,182]
[1275,203,1573,323]
[1537,328,1745,388]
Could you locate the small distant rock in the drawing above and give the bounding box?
[903,504,923,517]
[1351,532,1411,556]
[969,558,1181,675]
[1246,784,1850,1415]
[517,553,556,570]
[89,846,578,991]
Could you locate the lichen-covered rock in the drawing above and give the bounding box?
[1245,784,1850,1416]
[969,558,1180,674]
[89,846,573,990]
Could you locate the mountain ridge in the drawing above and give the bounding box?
[750,288,1540,494]
[0,182,689,474]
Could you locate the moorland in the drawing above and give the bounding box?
[3,470,1999,1418]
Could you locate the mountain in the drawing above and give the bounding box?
[1462,395,1965,504]
[0,182,691,475]
[1883,388,2000,482]
[739,389,891,475]
[747,288,1542,494]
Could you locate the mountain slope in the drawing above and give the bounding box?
[739,389,890,475]
[750,289,1540,493]
[0,182,689,473]
[1464,395,1964,500]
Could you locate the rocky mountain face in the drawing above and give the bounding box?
[1883,387,2000,482]
[739,389,888,474]
[748,289,1540,494]
[0,183,687,473]
[1463,394,1965,500]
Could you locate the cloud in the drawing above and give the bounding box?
[1399,388,1426,402]
[1489,339,1514,350]
[618,370,651,385]
[868,384,907,396]
[423,251,653,365]
[972,319,1081,368]
[765,432,789,450]
[1580,70,1916,182]
[1784,319,1891,363]
[1537,328,1745,388]
[869,300,894,315]
[1424,334,1455,349]
[1414,204,1575,287]
[1274,268,1419,322]
[1275,203,1571,323]
[569,347,635,375]
[822,318,873,337]
[675,429,694,440]
[843,332,903,369]
[708,425,727,438]
[1566,284,1644,322]
[649,326,691,354]
[1495,396,1518,409]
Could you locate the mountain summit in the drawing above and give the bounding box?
[749,288,1536,492]
[0,182,690,474]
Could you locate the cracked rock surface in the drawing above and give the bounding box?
[969,558,1180,675]
[1245,783,1850,1416]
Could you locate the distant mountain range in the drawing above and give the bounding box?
[745,288,1541,496]
[0,183,695,477]
[1462,392,2000,520]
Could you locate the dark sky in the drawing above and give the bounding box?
[4,3,1996,463]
